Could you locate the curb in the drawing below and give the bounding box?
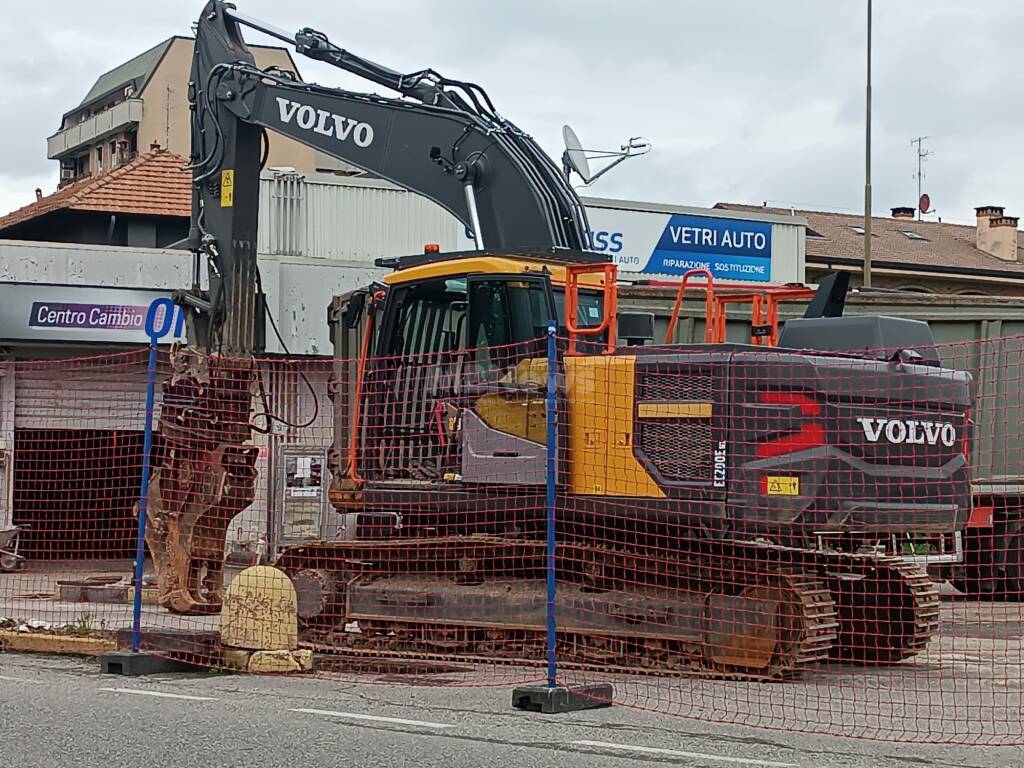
[0,630,117,657]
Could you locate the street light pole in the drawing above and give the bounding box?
[863,0,873,288]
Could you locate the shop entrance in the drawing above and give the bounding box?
[13,429,144,559]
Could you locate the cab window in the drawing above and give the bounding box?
[468,277,552,370]
[383,275,554,368]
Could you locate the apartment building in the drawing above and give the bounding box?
[46,36,317,184]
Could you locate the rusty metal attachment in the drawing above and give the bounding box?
[145,347,257,614]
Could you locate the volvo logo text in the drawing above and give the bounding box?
[856,417,956,447]
[275,97,375,148]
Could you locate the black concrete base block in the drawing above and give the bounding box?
[511,683,614,713]
[99,651,200,676]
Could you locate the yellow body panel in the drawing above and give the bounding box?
[565,355,665,498]
[383,257,608,289]
[472,358,549,443]
[474,394,547,444]
[636,402,713,419]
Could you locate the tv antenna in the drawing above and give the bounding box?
[911,136,933,220]
[562,124,650,186]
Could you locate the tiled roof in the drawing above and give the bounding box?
[715,203,1024,276]
[0,148,190,232]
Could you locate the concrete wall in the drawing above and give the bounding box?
[808,265,1024,297]
[0,239,382,355]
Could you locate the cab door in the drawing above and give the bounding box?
[455,275,555,485]
[358,273,555,484]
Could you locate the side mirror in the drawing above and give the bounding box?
[618,312,654,346]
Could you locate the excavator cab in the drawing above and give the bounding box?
[352,251,608,490]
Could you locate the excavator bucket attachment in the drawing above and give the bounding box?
[145,347,257,614]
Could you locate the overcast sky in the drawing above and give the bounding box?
[2,1,1021,226]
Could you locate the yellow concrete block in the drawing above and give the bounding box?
[247,649,301,674]
[220,566,298,651]
[126,587,163,606]
[294,648,314,672]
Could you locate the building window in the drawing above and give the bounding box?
[95,145,103,172]
[899,229,929,241]
[110,140,118,166]
[850,226,878,237]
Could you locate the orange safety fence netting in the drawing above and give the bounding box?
[0,332,1022,744]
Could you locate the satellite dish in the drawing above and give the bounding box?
[561,124,650,187]
[562,125,592,184]
[919,193,931,214]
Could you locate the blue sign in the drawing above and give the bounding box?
[647,214,772,281]
[145,297,185,342]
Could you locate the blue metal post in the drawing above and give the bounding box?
[131,299,174,654]
[545,321,558,688]
[131,339,158,654]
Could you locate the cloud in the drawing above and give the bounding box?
[0,0,1019,224]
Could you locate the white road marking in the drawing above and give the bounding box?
[0,675,29,682]
[571,740,797,767]
[99,687,215,702]
[291,708,453,729]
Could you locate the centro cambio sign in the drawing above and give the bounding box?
[0,285,187,344]
[29,302,151,331]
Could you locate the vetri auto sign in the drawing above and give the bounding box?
[584,210,775,282]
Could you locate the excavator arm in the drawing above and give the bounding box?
[146,0,592,613]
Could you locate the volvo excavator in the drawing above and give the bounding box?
[147,1,974,679]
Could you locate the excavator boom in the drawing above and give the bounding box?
[147,0,593,613]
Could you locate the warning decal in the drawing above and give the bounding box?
[765,476,800,496]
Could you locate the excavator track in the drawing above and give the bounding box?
[707,538,940,664]
[824,552,940,663]
[277,533,940,676]
[277,536,840,680]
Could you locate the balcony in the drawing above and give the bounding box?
[47,99,143,159]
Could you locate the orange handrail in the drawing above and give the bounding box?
[565,263,618,355]
[661,275,817,346]
[663,269,716,344]
[709,285,816,345]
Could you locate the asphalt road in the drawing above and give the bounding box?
[1,653,1023,768]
